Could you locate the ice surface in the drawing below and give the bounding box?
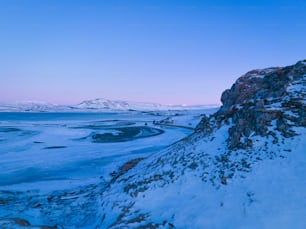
[0,109,210,228]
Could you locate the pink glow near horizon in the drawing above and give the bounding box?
[1,1,305,105]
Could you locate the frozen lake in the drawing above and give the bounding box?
[0,109,216,227]
[0,111,205,190]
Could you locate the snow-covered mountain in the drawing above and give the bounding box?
[0,101,61,112]
[76,98,168,111]
[95,60,306,228]
[0,99,219,112]
[76,98,218,111]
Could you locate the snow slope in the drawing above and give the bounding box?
[95,60,306,228]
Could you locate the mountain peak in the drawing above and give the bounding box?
[76,98,219,111]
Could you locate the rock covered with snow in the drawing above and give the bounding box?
[197,60,306,149]
[96,60,306,228]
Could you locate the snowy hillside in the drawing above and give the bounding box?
[76,98,168,111]
[0,101,83,112]
[0,101,61,112]
[96,60,306,228]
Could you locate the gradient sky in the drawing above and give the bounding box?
[0,0,306,105]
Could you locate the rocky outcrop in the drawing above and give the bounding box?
[197,60,306,149]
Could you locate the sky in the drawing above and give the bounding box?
[0,0,305,105]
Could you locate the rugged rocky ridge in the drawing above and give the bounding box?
[196,60,306,149]
[97,60,306,228]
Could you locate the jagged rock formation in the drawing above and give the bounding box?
[196,60,306,149]
[97,60,306,229]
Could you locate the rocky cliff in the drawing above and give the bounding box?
[196,60,306,149]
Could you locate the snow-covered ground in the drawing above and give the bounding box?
[97,123,306,229]
[91,60,306,229]
[0,109,213,228]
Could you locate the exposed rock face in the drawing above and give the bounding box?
[197,60,306,149]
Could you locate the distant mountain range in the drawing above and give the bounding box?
[0,99,219,112]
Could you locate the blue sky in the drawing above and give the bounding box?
[0,0,305,105]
